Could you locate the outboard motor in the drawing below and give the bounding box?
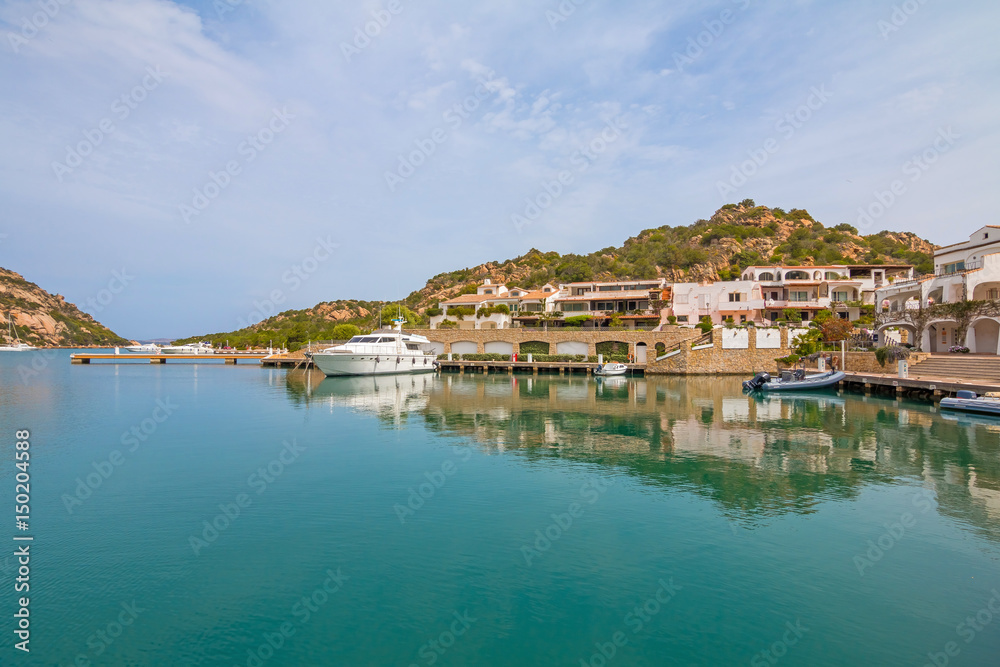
[743,372,771,392]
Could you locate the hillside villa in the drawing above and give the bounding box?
[876,226,1000,353]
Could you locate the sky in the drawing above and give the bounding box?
[0,0,997,339]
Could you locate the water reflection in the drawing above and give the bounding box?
[285,371,1000,539]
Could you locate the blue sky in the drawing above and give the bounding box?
[0,0,997,339]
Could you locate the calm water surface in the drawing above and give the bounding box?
[1,350,999,666]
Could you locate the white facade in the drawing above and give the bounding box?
[670,281,764,325]
[875,226,1000,353]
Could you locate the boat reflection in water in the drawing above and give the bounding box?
[285,371,1000,540]
[285,369,436,427]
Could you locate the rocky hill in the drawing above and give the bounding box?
[177,201,937,349]
[0,268,129,347]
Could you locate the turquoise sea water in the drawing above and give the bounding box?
[2,350,1000,666]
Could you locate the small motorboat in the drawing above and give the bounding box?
[742,369,845,392]
[940,390,1000,417]
[595,362,628,376]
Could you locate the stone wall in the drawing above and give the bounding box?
[423,327,697,358]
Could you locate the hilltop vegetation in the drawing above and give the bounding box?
[0,268,129,346]
[178,201,936,349]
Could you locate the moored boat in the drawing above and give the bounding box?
[311,319,437,377]
[940,390,1000,417]
[0,313,35,351]
[743,369,845,392]
[594,362,628,376]
[124,343,161,353]
[160,342,215,355]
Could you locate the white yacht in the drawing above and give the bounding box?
[0,314,35,352]
[123,343,161,353]
[159,342,216,355]
[311,320,437,376]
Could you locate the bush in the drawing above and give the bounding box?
[697,316,713,334]
[519,341,550,355]
[331,324,361,340]
[667,315,677,325]
[564,315,593,327]
[447,306,475,320]
[438,319,458,329]
[476,304,510,318]
[425,307,443,317]
[460,353,511,361]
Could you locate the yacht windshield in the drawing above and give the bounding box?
[348,337,365,343]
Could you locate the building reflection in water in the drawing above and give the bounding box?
[285,371,1000,540]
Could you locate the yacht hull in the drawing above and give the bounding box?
[312,352,436,377]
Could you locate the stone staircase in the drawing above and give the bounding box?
[909,355,1000,382]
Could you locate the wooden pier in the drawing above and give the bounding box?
[71,353,271,365]
[839,372,1000,400]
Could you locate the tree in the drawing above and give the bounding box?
[820,318,853,343]
[876,302,941,352]
[940,300,1000,347]
[790,328,822,356]
[331,324,360,340]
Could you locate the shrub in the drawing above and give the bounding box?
[425,307,443,317]
[820,318,853,342]
[667,315,677,325]
[331,324,361,340]
[564,315,593,327]
[697,316,713,334]
[519,341,550,355]
[438,319,457,329]
[875,345,912,367]
[460,353,511,361]
[447,306,475,320]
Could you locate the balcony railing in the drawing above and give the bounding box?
[937,260,982,276]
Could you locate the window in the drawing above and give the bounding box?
[675,294,689,304]
[596,301,614,311]
[943,261,966,274]
[988,288,1000,300]
[759,272,774,281]
[771,292,779,300]
[833,291,850,301]
[483,289,493,294]
[677,316,689,323]
[598,285,622,292]
[789,291,810,302]
[769,312,778,320]
[838,312,849,320]
[564,303,587,312]
[739,315,747,323]
[627,301,638,310]
[800,312,809,321]
[728,293,743,302]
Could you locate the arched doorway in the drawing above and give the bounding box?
[972,318,1000,355]
[635,342,647,363]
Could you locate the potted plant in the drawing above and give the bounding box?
[948,345,970,354]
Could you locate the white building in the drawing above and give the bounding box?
[876,226,1000,353]
[428,280,557,329]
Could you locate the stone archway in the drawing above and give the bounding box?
[971,318,1000,355]
[635,342,647,363]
